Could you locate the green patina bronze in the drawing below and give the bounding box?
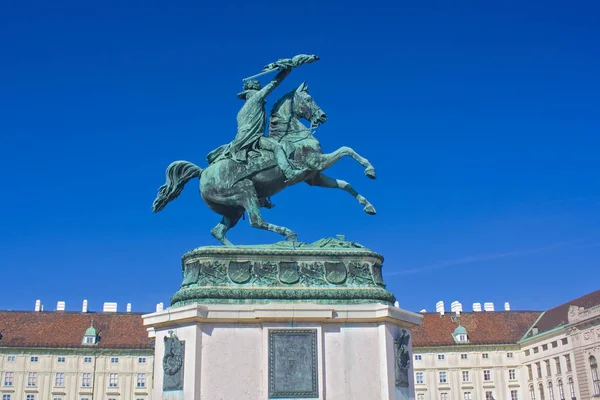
[152,54,377,246]
[169,236,395,307]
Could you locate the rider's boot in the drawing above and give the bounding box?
[277,151,307,184]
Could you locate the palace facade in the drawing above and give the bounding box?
[412,290,600,400]
[1,291,598,400]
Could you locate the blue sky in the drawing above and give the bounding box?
[1,0,598,314]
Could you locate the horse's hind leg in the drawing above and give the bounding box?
[237,180,298,241]
[307,173,376,215]
[210,208,244,246]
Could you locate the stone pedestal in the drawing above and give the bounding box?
[143,238,422,399]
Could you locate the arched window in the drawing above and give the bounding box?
[591,356,600,396]
[530,385,537,400]
[548,382,555,400]
[568,377,576,399]
[558,379,565,400]
[539,383,546,400]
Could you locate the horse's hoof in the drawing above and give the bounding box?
[286,233,299,242]
[364,205,377,215]
[365,166,376,180]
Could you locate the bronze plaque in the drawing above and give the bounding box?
[268,329,318,398]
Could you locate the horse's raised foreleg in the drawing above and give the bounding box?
[307,173,376,215]
[308,146,376,179]
[237,180,298,241]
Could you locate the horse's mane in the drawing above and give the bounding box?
[270,88,295,121]
[268,88,305,142]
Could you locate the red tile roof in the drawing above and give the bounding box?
[412,311,542,347]
[0,311,153,350]
[532,290,600,336]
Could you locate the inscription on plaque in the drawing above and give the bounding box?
[268,329,318,398]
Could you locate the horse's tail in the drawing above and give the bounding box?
[152,160,203,213]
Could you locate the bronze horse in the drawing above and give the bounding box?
[152,82,376,245]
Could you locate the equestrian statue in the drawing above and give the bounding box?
[152,54,377,246]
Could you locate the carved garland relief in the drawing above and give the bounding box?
[181,259,387,288]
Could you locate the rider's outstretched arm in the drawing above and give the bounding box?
[256,68,291,100]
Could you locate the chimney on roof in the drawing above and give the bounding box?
[473,303,482,312]
[436,301,445,316]
[484,302,495,312]
[419,309,426,313]
[56,301,66,311]
[156,303,164,312]
[126,303,132,313]
[504,302,510,311]
[103,302,117,313]
[34,300,42,312]
[82,300,88,313]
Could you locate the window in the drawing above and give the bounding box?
[552,341,558,348]
[30,356,38,362]
[3,372,14,386]
[534,347,540,354]
[561,338,568,345]
[568,377,575,399]
[564,355,572,372]
[526,350,531,356]
[57,356,66,363]
[415,372,424,384]
[415,355,422,361]
[464,393,472,400]
[83,357,92,363]
[110,357,119,364]
[109,373,118,387]
[457,334,468,342]
[26,396,35,400]
[558,379,565,400]
[6,356,15,362]
[136,374,146,388]
[546,360,552,376]
[27,372,37,387]
[486,391,494,400]
[539,383,546,400]
[507,352,514,358]
[542,344,548,351]
[438,354,445,360]
[536,362,543,379]
[548,382,555,400]
[530,385,537,400]
[138,356,147,363]
[509,369,517,380]
[439,371,447,383]
[511,390,519,400]
[55,372,65,387]
[417,394,424,400]
[462,371,470,382]
[484,369,491,381]
[81,398,90,400]
[528,365,534,380]
[2,395,11,400]
[82,373,91,387]
[83,335,95,345]
[461,353,468,359]
[555,357,562,374]
[482,353,489,359]
[441,393,448,400]
[591,356,600,396]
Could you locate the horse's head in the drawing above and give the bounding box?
[292,82,328,126]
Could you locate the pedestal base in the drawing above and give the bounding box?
[143,302,421,400]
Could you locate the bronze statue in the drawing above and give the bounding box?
[153,55,377,245]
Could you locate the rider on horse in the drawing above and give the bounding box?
[206,56,317,184]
